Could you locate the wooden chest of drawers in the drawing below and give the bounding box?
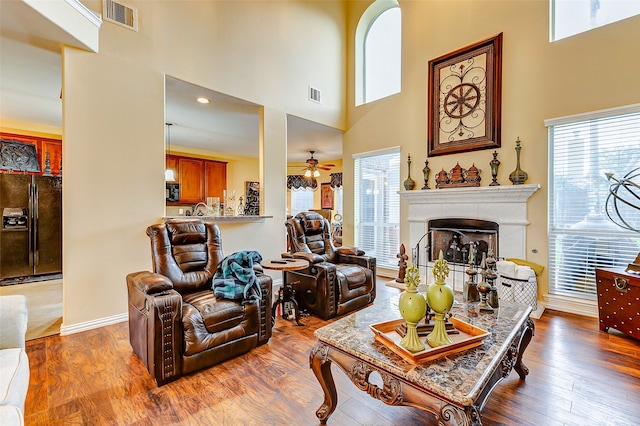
[596,267,640,340]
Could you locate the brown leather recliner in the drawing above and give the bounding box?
[126,219,272,386]
[284,211,376,320]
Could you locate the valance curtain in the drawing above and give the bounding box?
[287,175,317,190]
[330,172,342,189]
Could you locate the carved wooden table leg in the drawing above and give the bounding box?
[309,342,337,424]
[514,317,534,379]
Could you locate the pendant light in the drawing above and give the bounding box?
[165,122,176,181]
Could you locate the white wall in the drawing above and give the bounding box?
[61,1,346,328]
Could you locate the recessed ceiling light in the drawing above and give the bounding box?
[196,97,211,104]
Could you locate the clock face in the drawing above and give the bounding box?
[437,52,488,143]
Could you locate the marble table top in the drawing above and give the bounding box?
[314,294,532,407]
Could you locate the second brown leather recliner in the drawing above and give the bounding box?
[284,211,376,320]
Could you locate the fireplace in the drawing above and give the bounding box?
[400,184,540,289]
[428,218,498,265]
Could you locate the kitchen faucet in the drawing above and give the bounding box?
[190,202,208,216]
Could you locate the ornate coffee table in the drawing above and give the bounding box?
[310,296,534,425]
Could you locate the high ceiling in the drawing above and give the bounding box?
[0,4,343,164]
[165,76,343,163]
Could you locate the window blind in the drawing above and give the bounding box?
[354,148,401,269]
[547,105,640,299]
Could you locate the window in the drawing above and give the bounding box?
[354,148,400,270]
[290,188,314,217]
[355,0,401,106]
[333,186,343,219]
[546,104,640,300]
[551,0,640,41]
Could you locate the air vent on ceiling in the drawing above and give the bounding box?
[309,86,321,104]
[103,0,138,31]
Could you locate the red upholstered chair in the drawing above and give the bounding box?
[126,219,272,385]
[284,211,376,319]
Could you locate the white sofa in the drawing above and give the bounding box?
[0,295,30,426]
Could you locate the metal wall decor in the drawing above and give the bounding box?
[427,33,503,157]
[244,181,260,215]
[0,140,41,172]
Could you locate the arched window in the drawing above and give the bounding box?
[355,0,401,106]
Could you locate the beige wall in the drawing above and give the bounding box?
[343,1,640,298]
[61,1,347,328]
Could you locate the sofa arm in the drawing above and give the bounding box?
[0,295,27,350]
[255,273,273,345]
[337,246,365,256]
[126,272,183,386]
[292,251,323,264]
[337,253,376,271]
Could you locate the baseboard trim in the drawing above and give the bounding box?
[377,267,398,280]
[543,294,598,318]
[60,312,128,336]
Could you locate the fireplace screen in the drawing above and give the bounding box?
[428,219,498,266]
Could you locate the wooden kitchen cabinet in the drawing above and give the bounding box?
[0,132,62,175]
[166,154,227,205]
[204,160,227,200]
[41,140,62,175]
[178,158,205,204]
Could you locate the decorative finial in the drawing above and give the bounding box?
[432,250,450,282]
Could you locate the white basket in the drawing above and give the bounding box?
[498,275,537,311]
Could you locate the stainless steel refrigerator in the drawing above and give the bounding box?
[0,174,62,280]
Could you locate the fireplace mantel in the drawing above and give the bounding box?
[400,184,540,260]
[400,184,540,206]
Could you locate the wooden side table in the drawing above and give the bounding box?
[262,259,309,326]
[596,267,640,340]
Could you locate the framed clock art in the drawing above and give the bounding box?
[427,33,503,157]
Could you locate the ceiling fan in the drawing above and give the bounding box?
[303,151,335,178]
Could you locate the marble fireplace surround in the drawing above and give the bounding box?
[399,184,541,264]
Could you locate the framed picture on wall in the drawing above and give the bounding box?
[244,181,260,215]
[427,33,502,156]
[321,183,333,209]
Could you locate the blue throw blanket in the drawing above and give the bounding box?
[213,251,263,302]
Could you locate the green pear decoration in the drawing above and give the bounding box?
[426,250,455,347]
[398,263,427,352]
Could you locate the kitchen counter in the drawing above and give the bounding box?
[163,215,272,223]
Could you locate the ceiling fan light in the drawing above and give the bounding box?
[313,170,320,177]
[304,169,312,178]
[165,168,176,181]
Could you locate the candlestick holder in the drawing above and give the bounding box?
[477,252,494,312]
[464,242,479,302]
[489,150,500,186]
[422,159,430,190]
[486,248,499,308]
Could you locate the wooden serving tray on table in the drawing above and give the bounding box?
[369,317,490,364]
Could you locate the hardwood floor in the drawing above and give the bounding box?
[25,278,640,425]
